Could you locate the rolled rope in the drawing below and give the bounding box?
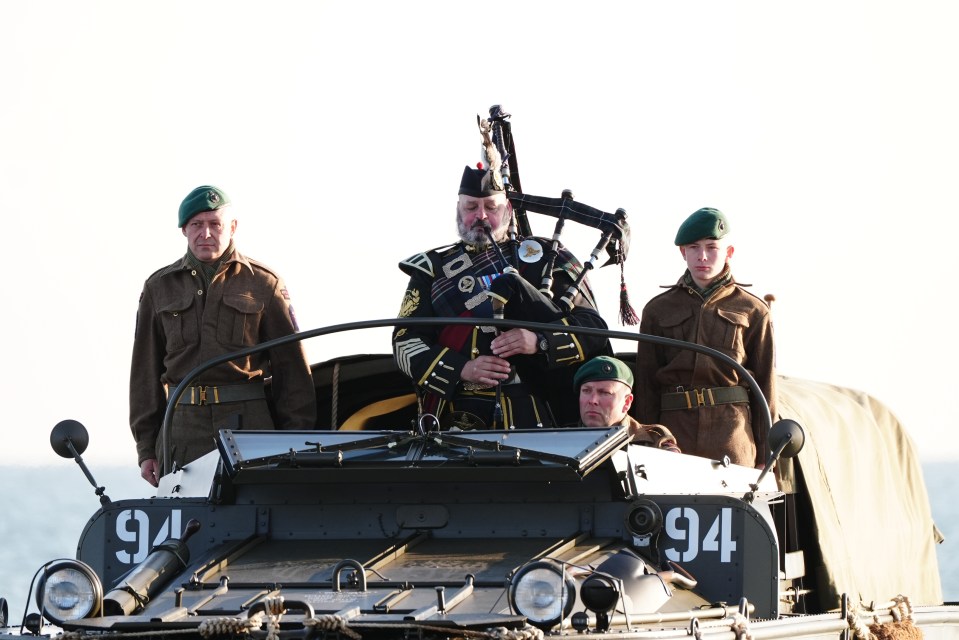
[305,615,362,640]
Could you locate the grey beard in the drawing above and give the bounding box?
[457,218,508,245]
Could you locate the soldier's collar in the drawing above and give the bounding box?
[680,266,734,299]
[221,244,255,275]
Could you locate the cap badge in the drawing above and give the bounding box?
[458,276,475,293]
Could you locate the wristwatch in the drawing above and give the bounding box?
[536,332,549,353]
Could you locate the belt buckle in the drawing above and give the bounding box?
[196,385,219,405]
[694,388,706,407]
[463,381,493,391]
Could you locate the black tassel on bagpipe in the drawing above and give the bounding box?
[619,257,640,326]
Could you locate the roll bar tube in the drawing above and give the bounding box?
[159,317,772,474]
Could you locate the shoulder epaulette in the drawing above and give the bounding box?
[244,256,281,279]
[736,284,772,307]
[399,243,458,278]
[649,284,683,300]
[145,259,186,282]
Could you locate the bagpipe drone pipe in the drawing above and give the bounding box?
[483,105,638,326]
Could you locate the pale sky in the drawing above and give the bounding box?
[2,0,958,470]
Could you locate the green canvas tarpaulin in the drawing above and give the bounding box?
[777,375,943,608]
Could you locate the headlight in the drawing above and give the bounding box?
[584,550,671,617]
[36,560,102,624]
[508,560,575,630]
[625,498,663,537]
[580,573,620,614]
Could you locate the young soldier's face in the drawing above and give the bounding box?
[182,209,237,263]
[579,380,633,428]
[680,238,734,288]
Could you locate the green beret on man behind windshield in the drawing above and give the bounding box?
[574,356,634,390]
[674,207,730,245]
[178,185,231,227]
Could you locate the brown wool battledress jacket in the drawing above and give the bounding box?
[583,415,682,452]
[130,249,316,469]
[635,274,776,467]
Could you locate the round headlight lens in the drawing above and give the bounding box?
[580,574,619,613]
[508,561,575,629]
[36,561,102,624]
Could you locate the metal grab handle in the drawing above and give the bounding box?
[247,597,316,619]
[332,559,368,592]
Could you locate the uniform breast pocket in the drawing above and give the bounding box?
[158,296,197,352]
[716,309,749,355]
[658,307,694,340]
[219,293,265,347]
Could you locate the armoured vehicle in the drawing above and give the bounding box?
[0,316,955,640]
[1,108,955,640]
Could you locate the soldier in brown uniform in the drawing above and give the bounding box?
[130,185,316,486]
[575,355,680,452]
[635,208,775,467]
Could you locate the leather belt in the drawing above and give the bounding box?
[458,383,533,398]
[661,386,749,410]
[461,371,523,391]
[175,383,266,406]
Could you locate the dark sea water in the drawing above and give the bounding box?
[1,462,956,626]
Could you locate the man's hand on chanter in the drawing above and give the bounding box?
[490,328,538,358]
[461,355,513,386]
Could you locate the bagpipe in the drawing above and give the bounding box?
[480,105,639,326]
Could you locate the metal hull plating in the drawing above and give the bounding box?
[1,321,956,640]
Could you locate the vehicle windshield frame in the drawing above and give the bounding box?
[161,316,773,476]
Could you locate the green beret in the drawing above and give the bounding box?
[674,207,730,245]
[178,185,231,227]
[574,356,634,390]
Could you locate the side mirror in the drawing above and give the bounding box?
[744,419,805,503]
[49,420,111,506]
[50,419,89,458]
[768,418,805,460]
